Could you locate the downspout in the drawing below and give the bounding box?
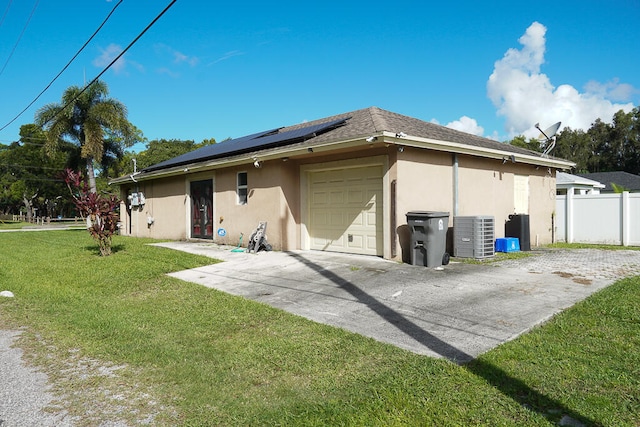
[452,154,459,216]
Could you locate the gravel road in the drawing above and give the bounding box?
[0,330,76,427]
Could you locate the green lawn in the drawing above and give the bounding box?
[0,231,638,426]
[0,220,30,229]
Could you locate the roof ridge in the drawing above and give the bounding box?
[367,106,387,132]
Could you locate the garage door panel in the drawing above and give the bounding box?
[308,165,382,256]
[330,191,344,204]
[348,235,364,250]
[347,189,364,204]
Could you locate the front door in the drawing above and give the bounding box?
[190,180,213,239]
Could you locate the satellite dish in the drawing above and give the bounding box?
[534,121,561,157]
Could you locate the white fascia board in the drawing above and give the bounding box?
[381,131,575,169]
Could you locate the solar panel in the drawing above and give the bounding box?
[143,118,348,172]
[143,128,281,172]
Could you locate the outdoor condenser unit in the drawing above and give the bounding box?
[453,216,495,259]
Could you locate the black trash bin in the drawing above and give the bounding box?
[505,214,530,251]
[406,211,450,267]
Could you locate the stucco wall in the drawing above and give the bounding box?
[528,170,556,246]
[120,175,189,240]
[393,149,557,261]
[211,161,298,251]
[457,155,555,244]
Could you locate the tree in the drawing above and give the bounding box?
[508,135,542,152]
[35,80,138,194]
[112,138,216,176]
[554,128,592,173]
[0,124,72,217]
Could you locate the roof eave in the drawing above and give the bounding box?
[108,131,575,185]
[382,131,575,169]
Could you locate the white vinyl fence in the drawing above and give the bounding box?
[555,192,640,246]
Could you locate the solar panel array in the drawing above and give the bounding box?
[143,118,348,172]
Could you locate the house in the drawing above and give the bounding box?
[577,171,640,193]
[556,171,605,195]
[110,107,574,261]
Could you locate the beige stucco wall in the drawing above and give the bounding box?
[528,170,557,246]
[393,149,557,261]
[119,175,189,240]
[456,155,555,244]
[211,161,298,251]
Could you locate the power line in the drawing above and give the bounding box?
[2,0,178,135]
[39,0,178,130]
[0,0,13,28]
[0,0,124,132]
[0,0,39,76]
[0,162,66,171]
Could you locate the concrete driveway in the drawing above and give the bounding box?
[153,242,640,363]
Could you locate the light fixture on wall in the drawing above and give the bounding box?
[397,146,404,152]
[253,158,262,168]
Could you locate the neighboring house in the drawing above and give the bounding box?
[556,171,605,195]
[577,171,640,193]
[110,107,574,262]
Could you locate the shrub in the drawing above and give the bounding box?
[63,169,120,256]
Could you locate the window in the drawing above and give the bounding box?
[237,172,248,205]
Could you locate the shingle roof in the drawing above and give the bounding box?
[577,171,640,192]
[139,106,566,174]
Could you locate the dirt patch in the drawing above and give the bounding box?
[553,271,592,285]
[553,271,574,278]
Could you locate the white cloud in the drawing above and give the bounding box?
[208,50,244,66]
[445,116,485,136]
[155,43,199,66]
[487,21,636,138]
[93,43,143,75]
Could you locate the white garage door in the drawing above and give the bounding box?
[308,165,383,256]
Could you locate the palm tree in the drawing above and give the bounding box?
[35,80,135,193]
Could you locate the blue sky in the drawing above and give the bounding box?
[0,0,638,151]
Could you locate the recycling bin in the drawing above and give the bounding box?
[406,211,450,267]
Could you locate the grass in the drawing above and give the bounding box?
[0,230,638,426]
[453,249,537,264]
[548,242,640,251]
[0,220,30,229]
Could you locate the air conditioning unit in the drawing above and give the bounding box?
[453,216,495,259]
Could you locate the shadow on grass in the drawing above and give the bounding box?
[288,252,598,426]
[83,243,126,256]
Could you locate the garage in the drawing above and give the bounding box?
[307,165,383,256]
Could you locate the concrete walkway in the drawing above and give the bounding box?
[153,242,640,362]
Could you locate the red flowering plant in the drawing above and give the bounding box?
[63,169,120,256]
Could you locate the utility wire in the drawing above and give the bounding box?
[0,163,66,171]
[0,0,39,76]
[0,0,13,28]
[4,0,177,133]
[0,0,124,132]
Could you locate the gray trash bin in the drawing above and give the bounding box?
[406,211,450,267]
